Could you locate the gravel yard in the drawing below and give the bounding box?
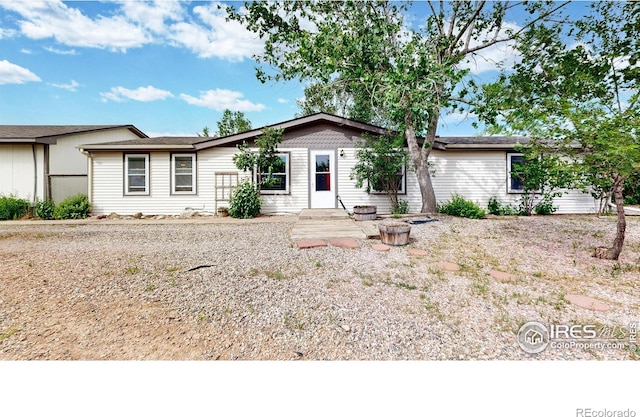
[1,214,639,360]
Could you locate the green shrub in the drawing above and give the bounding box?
[393,199,409,215]
[533,197,557,215]
[437,194,486,219]
[35,199,55,219]
[54,194,91,219]
[228,181,261,219]
[487,196,517,216]
[0,195,30,220]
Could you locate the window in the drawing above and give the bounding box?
[256,153,289,194]
[370,165,406,195]
[172,154,196,194]
[507,153,525,193]
[124,154,149,195]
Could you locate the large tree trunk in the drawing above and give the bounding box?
[593,177,626,260]
[404,111,437,213]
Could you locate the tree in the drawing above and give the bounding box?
[232,127,285,191]
[477,1,640,260]
[509,146,576,216]
[350,134,409,213]
[197,126,211,137]
[217,109,253,136]
[227,0,569,213]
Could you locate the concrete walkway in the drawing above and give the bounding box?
[290,209,378,240]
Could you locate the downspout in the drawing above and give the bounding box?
[32,144,37,206]
[80,148,93,205]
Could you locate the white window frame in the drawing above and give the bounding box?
[370,165,407,195]
[171,153,197,195]
[124,154,150,196]
[255,152,290,195]
[507,152,525,194]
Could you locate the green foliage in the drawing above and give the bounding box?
[217,109,252,137]
[54,194,91,219]
[227,1,569,213]
[533,197,557,215]
[35,199,55,220]
[487,197,517,216]
[623,173,640,205]
[0,195,30,220]
[510,147,575,216]
[350,134,408,212]
[233,127,284,190]
[437,194,486,219]
[228,180,262,219]
[393,199,409,215]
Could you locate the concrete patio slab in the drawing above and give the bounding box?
[371,243,391,252]
[295,239,328,249]
[565,294,610,311]
[328,238,361,249]
[436,261,460,272]
[490,270,516,282]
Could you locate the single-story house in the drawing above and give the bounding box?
[0,125,147,204]
[77,113,599,216]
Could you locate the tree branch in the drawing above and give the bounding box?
[460,1,570,56]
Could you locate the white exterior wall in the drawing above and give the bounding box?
[0,143,45,202]
[260,148,309,214]
[430,150,599,214]
[50,129,140,175]
[89,146,599,216]
[336,148,422,214]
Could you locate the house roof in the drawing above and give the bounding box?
[77,113,531,152]
[433,136,532,150]
[79,136,210,151]
[0,125,147,144]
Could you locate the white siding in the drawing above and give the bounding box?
[89,146,599,216]
[430,150,598,214]
[0,144,45,202]
[261,148,309,214]
[50,129,141,175]
[336,148,423,214]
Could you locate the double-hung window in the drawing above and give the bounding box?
[507,153,525,193]
[124,154,149,195]
[172,154,197,194]
[257,153,289,194]
[370,165,406,195]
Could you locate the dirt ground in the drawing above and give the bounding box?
[1,215,639,360]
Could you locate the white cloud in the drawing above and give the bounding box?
[277,98,289,104]
[100,85,174,102]
[2,0,151,52]
[0,0,263,61]
[44,46,78,55]
[21,48,32,54]
[0,28,16,39]
[167,2,263,61]
[180,89,265,111]
[50,79,80,92]
[0,60,41,85]
[457,22,522,74]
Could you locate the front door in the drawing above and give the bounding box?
[310,150,335,208]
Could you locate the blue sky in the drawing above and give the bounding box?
[0,1,590,137]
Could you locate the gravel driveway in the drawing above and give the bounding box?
[1,214,639,360]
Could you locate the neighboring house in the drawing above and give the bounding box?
[0,125,147,204]
[78,113,598,216]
